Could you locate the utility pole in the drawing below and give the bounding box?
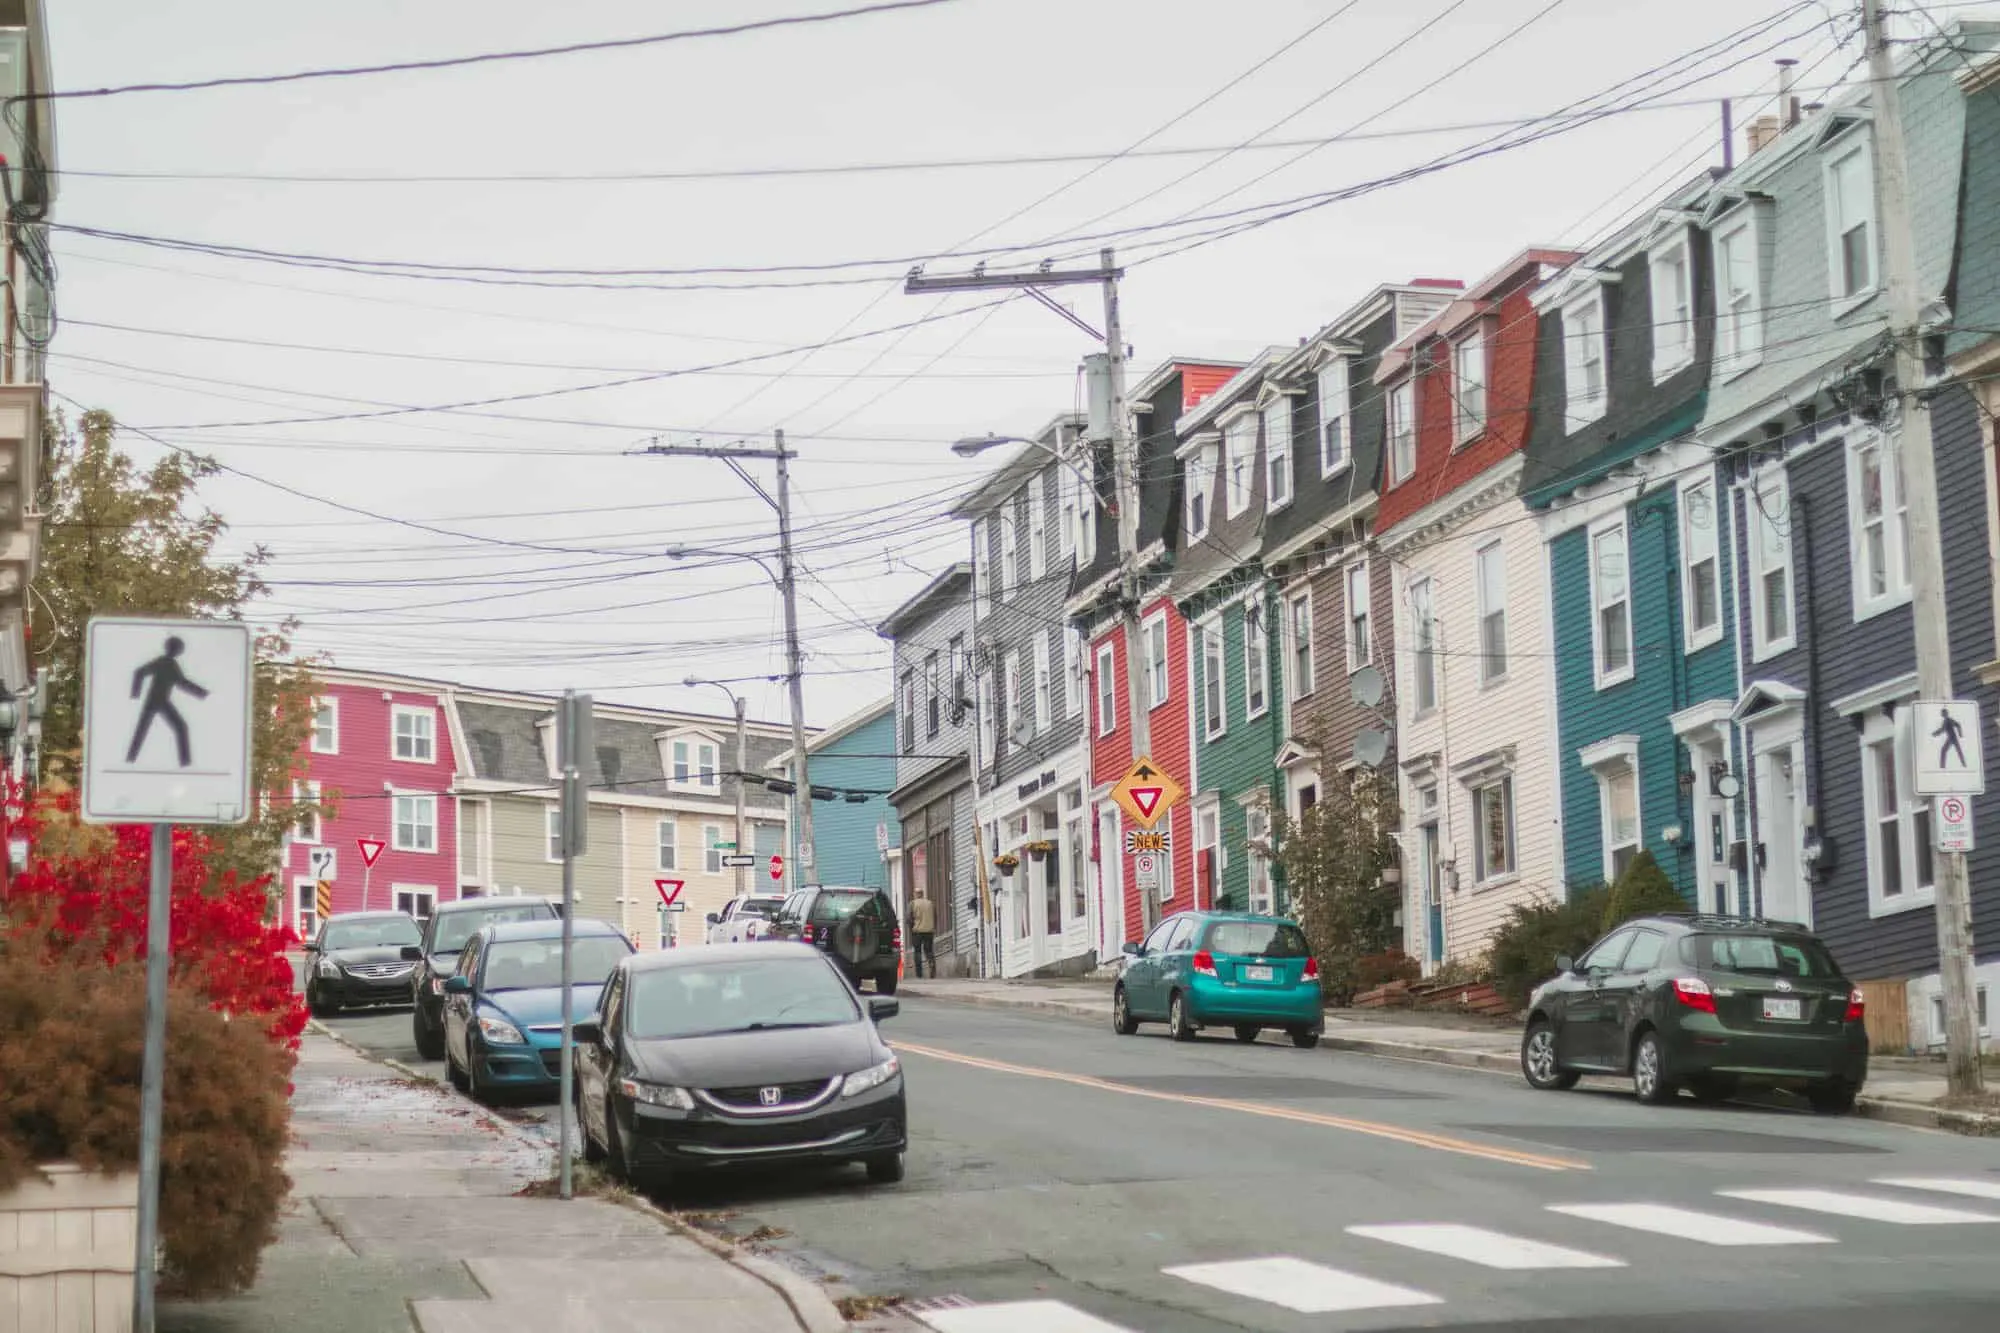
[732,692,749,899]
[555,689,591,1199]
[907,247,1159,934]
[1864,0,1984,1096]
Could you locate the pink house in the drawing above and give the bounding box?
[285,669,461,939]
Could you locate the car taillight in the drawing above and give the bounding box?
[1672,977,1716,1013]
[802,923,815,944]
[1844,987,1866,1023]
[893,926,903,951]
[1192,950,1217,977]
[1303,957,1320,981]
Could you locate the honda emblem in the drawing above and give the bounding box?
[759,1086,783,1107]
[1774,979,1794,992]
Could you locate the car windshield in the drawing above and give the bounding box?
[626,957,861,1039]
[434,903,553,953]
[1204,921,1311,958]
[1681,932,1840,979]
[481,936,631,990]
[811,891,876,921]
[323,917,421,950]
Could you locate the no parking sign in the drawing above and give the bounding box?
[1935,794,1975,853]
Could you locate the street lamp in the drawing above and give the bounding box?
[951,434,1104,506]
[684,675,750,903]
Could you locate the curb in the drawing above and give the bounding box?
[1854,1094,2000,1135]
[305,1019,541,1148]
[896,986,1104,1026]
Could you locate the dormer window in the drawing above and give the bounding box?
[1823,132,1877,305]
[1386,379,1416,485]
[666,733,722,791]
[1562,290,1608,430]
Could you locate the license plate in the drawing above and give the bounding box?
[1762,996,1803,1021]
[1243,965,1274,982]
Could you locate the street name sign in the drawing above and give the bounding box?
[1913,700,1985,795]
[1110,755,1184,830]
[1936,794,1976,853]
[720,853,756,868]
[82,617,253,825]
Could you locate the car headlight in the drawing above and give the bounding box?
[317,959,341,979]
[841,1055,901,1099]
[619,1077,694,1110]
[476,1015,525,1045]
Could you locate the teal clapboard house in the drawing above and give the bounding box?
[773,698,898,889]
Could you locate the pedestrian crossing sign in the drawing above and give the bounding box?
[1111,755,1183,830]
[80,616,254,825]
[1913,700,1984,796]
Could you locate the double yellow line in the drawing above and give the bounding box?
[894,1040,1589,1173]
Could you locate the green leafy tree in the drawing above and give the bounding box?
[1491,850,1689,1008]
[1269,761,1401,1005]
[29,410,323,886]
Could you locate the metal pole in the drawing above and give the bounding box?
[1864,0,1982,1095]
[734,694,749,899]
[133,822,171,1333]
[774,430,815,891]
[965,537,994,977]
[556,689,587,1198]
[361,861,371,913]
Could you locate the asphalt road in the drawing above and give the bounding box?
[317,994,2000,1333]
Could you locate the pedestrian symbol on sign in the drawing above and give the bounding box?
[126,637,210,767]
[1934,708,1968,769]
[1914,700,1987,796]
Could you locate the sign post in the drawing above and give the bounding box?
[555,690,591,1203]
[356,836,384,911]
[81,617,253,1333]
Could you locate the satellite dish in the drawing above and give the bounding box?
[1353,728,1390,768]
[1010,715,1034,746]
[1350,665,1385,709]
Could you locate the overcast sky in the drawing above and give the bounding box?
[39,0,1891,730]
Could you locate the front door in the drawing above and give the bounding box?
[1420,823,1444,966]
[1688,736,1736,915]
[1756,743,1810,926]
[1098,804,1124,960]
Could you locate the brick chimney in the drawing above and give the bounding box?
[1746,114,1783,156]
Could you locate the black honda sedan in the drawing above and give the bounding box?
[572,943,906,1195]
[305,910,423,1016]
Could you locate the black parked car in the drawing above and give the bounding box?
[404,896,561,1060]
[1520,914,1869,1112]
[573,943,906,1195]
[305,911,423,1017]
[762,887,900,994]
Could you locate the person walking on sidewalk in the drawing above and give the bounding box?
[909,888,936,978]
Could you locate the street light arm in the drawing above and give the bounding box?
[665,546,781,587]
[951,434,1110,511]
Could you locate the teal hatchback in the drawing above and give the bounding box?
[1113,912,1324,1047]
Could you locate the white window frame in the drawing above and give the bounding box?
[1223,415,1255,519]
[1195,798,1221,900]
[1928,985,1991,1046]
[393,885,437,920]
[1095,641,1116,737]
[1408,575,1438,715]
[1562,290,1608,430]
[1032,632,1052,734]
[1057,467,1078,567]
[544,805,563,862]
[311,698,339,755]
[1387,378,1416,485]
[1199,617,1226,741]
[1075,462,1099,566]
[1184,442,1216,541]
[1452,329,1487,446]
[1822,132,1878,310]
[1004,649,1022,744]
[978,665,997,760]
[1288,591,1315,701]
[1747,465,1797,660]
[705,824,725,875]
[1471,774,1517,885]
[1064,626,1084,720]
[1713,210,1764,378]
[1581,736,1642,884]
[1845,429,1911,620]
[1028,473,1049,580]
[657,817,678,871]
[1244,803,1273,914]
[1589,515,1635,689]
[1264,399,1293,511]
[1345,562,1371,671]
[1475,540,1508,687]
[1861,706,1935,917]
[1318,359,1350,478]
[1650,232,1695,381]
[668,734,722,792]
[1000,499,1020,599]
[1678,473,1724,653]
[973,519,993,611]
[392,793,437,854]
[1243,598,1270,721]
[292,779,320,844]
[1143,611,1170,710]
[391,704,435,763]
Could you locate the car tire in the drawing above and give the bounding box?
[604,1105,631,1184]
[865,1153,906,1185]
[577,1084,606,1165]
[1112,984,1139,1036]
[413,1010,445,1061]
[1632,1030,1677,1105]
[1807,1079,1859,1115]
[1290,1027,1321,1050]
[1168,992,1196,1042]
[1686,1074,1739,1105]
[446,1048,469,1092]
[1521,1019,1580,1091]
[307,984,337,1019]
[876,972,899,996]
[466,1044,491,1105]
[1233,1025,1261,1044]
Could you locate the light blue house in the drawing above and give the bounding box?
[773,698,899,890]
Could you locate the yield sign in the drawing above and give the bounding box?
[1110,755,1184,830]
[655,878,685,907]
[356,837,386,868]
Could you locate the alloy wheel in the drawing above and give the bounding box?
[1526,1028,1557,1083]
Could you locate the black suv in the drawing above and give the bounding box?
[404,896,560,1059]
[1520,913,1869,1112]
[764,886,901,994]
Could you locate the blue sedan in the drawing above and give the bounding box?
[442,917,635,1103]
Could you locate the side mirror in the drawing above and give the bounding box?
[868,997,900,1022]
[705,913,720,926]
[571,1018,602,1045]
[1553,954,1574,975]
[443,975,472,994]
[1121,941,1143,957]
[400,945,423,962]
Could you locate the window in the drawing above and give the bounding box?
[948,635,966,719]
[1200,620,1225,740]
[1387,379,1415,484]
[1453,331,1487,444]
[899,670,916,753]
[391,794,435,853]
[1096,642,1116,736]
[311,698,339,754]
[1928,986,1991,1045]
[1003,651,1021,746]
[1847,433,1910,618]
[1289,592,1314,699]
[1184,442,1217,540]
[1475,541,1508,684]
[1318,359,1350,476]
[1598,761,1640,882]
[925,653,940,738]
[657,818,678,871]
[978,665,997,760]
[1196,802,1221,900]
[1409,576,1437,713]
[1824,137,1876,302]
[292,780,320,844]
[671,738,720,790]
[1029,473,1049,580]
[1679,476,1722,651]
[392,705,435,762]
[1345,563,1371,671]
[1245,805,1273,914]
[395,887,436,921]
[1000,500,1019,598]
[1032,633,1052,734]
[705,825,725,875]
[1590,519,1633,687]
[1620,929,1664,973]
[1580,929,1634,973]
[1057,467,1078,567]
[1075,460,1098,566]
[1862,708,1934,915]
[1714,213,1764,375]
[1651,236,1694,379]
[1749,466,1795,657]
[973,519,993,611]
[1223,415,1254,518]
[1473,777,1516,883]
[1265,400,1292,510]
[544,805,563,861]
[1563,292,1607,429]
[1244,600,1269,719]
[1064,627,1084,719]
[1143,613,1170,709]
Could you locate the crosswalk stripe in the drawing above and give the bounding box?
[1163,1256,1443,1314]
[1346,1222,1626,1269]
[916,1300,1135,1332]
[1718,1188,2000,1225]
[1872,1177,2000,1202]
[1547,1202,1835,1245]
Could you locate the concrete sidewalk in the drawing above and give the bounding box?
[897,976,1998,1134]
[159,1032,860,1333]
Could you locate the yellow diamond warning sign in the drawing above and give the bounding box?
[1110,755,1183,830]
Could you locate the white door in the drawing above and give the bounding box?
[1687,737,1736,916]
[1097,805,1124,958]
[1756,743,1810,926]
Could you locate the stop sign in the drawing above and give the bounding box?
[769,854,784,882]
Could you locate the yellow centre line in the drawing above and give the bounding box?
[893,1040,1590,1173]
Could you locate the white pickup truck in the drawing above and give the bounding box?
[704,894,787,946]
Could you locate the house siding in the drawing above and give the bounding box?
[805,706,898,889]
